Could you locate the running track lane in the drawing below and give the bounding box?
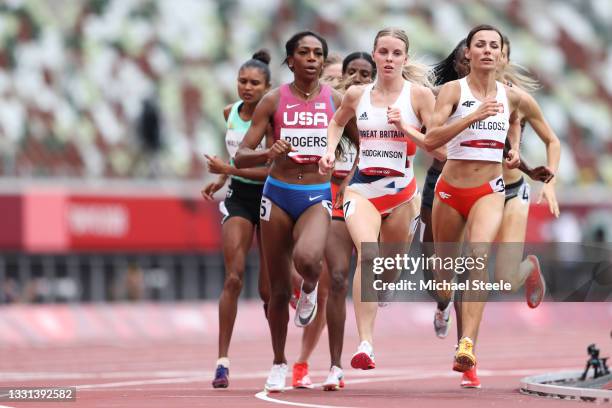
[0,302,610,407]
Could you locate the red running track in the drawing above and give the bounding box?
[0,302,610,407]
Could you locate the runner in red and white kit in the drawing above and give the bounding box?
[290,51,377,391]
[320,28,445,371]
[424,24,523,376]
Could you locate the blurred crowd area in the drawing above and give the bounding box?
[0,0,611,186]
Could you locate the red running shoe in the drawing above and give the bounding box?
[292,362,313,389]
[461,366,481,389]
[525,255,546,308]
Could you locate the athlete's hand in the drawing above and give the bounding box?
[318,152,336,175]
[201,179,225,201]
[537,182,559,218]
[528,166,555,184]
[470,99,502,122]
[387,106,404,130]
[205,155,230,175]
[266,139,294,160]
[505,149,520,169]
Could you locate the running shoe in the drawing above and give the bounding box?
[212,364,229,389]
[434,301,453,338]
[351,340,376,370]
[525,255,546,308]
[264,363,288,393]
[289,287,300,310]
[294,282,318,327]
[292,362,313,389]
[460,365,481,388]
[377,288,394,307]
[323,365,345,391]
[453,337,476,372]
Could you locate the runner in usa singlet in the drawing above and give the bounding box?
[274,83,336,165]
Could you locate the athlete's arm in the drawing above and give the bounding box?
[522,93,560,175]
[223,123,273,181]
[319,86,362,175]
[522,92,560,217]
[235,90,290,168]
[392,85,445,160]
[425,81,501,151]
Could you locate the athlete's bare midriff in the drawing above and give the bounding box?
[441,159,502,188]
[269,159,328,184]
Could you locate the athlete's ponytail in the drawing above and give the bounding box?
[498,35,540,92]
[240,49,272,85]
[401,60,433,88]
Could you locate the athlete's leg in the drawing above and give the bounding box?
[378,196,421,297]
[431,198,465,303]
[296,267,328,362]
[218,217,257,359]
[326,219,354,368]
[344,190,381,345]
[494,197,531,290]
[256,226,270,310]
[292,203,331,292]
[260,202,295,365]
[421,205,449,308]
[461,193,505,345]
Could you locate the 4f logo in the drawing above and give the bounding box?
[462,100,476,108]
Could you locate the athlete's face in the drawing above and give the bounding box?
[373,36,407,79]
[343,58,374,85]
[237,67,269,104]
[287,36,325,80]
[322,62,342,81]
[499,45,509,69]
[453,47,470,78]
[465,30,502,72]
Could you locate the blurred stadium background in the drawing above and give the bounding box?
[0,0,611,310]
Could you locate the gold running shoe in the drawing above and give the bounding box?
[453,337,476,372]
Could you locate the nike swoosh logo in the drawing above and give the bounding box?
[309,195,322,201]
[286,103,300,109]
[298,302,317,326]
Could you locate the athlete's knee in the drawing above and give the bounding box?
[293,250,323,281]
[328,270,349,295]
[223,273,243,296]
[269,284,291,305]
[359,244,379,266]
[224,254,247,277]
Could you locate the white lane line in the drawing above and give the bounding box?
[254,367,577,408]
[0,405,16,408]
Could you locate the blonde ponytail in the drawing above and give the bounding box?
[499,62,541,93]
[402,60,434,88]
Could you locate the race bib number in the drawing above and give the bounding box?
[260,197,272,221]
[333,143,358,178]
[281,128,327,164]
[519,182,530,204]
[226,129,264,159]
[359,138,406,177]
[322,200,333,217]
[489,176,506,193]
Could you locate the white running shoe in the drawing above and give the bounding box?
[434,301,452,339]
[350,341,376,370]
[294,282,318,327]
[264,363,288,393]
[323,365,345,391]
